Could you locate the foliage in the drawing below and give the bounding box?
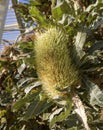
[0,0,103,130]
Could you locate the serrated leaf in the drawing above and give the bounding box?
[58,14,74,26]
[52,0,74,21]
[83,79,103,107]
[85,0,103,13]
[49,108,63,122]
[23,99,53,120]
[49,102,72,128]
[29,6,47,26]
[85,1,103,28]
[90,82,103,107]
[73,95,90,130]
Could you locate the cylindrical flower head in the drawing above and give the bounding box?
[35,28,80,100]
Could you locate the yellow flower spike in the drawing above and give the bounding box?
[35,27,80,103]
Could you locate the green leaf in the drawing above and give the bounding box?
[19,41,34,53]
[29,6,47,26]
[83,79,103,107]
[68,127,78,130]
[85,2,103,27]
[17,77,36,88]
[52,0,74,21]
[29,0,41,6]
[87,41,103,54]
[63,114,82,129]
[23,99,53,120]
[12,91,40,111]
[92,18,103,30]
[24,81,41,94]
[49,102,72,128]
[89,82,103,107]
[58,14,74,26]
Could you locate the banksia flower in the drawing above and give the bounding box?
[35,27,80,101]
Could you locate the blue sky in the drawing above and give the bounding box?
[0,0,30,51]
[19,0,29,4]
[2,0,29,43]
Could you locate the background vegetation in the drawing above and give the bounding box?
[0,0,103,130]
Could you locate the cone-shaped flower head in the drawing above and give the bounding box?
[35,28,80,100]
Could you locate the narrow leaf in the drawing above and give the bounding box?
[18,63,26,75]
[24,81,41,94]
[87,41,103,54]
[52,0,72,21]
[49,102,72,128]
[73,95,91,130]
[29,6,47,26]
[12,91,40,111]
[24,100,53,120]
[90,82,103,107]
[75,31,86,58]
